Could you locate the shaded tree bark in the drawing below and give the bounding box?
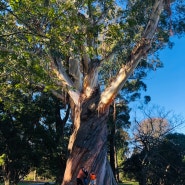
[62,88,117,185]
[55,101,70,143]
[109,120,116,179]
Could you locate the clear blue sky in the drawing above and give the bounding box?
[142,36,185,134]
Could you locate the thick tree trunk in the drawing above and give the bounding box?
[62,88,117,185]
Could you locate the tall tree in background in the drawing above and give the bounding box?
[123,105,185,185]
[1,0,185,184]
[132,104,184,150]
[123,133,185,185]
[108,101,130,182]
[0,87,69,185]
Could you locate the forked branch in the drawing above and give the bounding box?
[98,0,165,113]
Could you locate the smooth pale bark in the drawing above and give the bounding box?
[3,172,10,185]
[4,179,10,185]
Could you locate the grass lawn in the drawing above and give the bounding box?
[0,182,50,185]
[119,181,139,185]
[0,180,139,185]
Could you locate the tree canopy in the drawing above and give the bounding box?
[1,0,184,102]
[0,88,69,185]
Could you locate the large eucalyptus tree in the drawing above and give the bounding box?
[0,0,185,184]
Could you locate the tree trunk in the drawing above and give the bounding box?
[62,88,117,185]
[109,121,116,179]
[4,179,10,185]
[2,164,10,185]
[115,147,120,182]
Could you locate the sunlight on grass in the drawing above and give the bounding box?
[119,181,139,185]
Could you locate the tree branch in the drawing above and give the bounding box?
[49,56,80,106]
[0,46,16,54]
[0,31,49,39]
[98,0,165,113]
[0,45,80,106]
[3,5,48,39]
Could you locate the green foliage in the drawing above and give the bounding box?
[119,181,139,185]
[0,85,69,184]
[123,133,185,185]
[107,102,131,180]
[0,0,184,106]
[1,0,184,91]
[0,154,6,166]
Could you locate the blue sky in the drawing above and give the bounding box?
[141,36,185,134]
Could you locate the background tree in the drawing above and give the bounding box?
[0,84,69,185]
[31,93,70,184]
[123,105,185,185]
[1,0,185,184]
[108,101,130,182]
[123,133,185,185]
[132,104,184,150]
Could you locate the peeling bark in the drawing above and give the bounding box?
[62,88,117,185]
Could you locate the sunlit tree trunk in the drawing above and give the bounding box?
[4,179,10,185]
[2,164,10,185]
[33,170,37,181]
[3,171,10,185]
[62,88,117,185]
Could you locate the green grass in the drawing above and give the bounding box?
[19,182,32,185]
[119,181,139,185]
[0,182,50,185]
[0,181,138,185]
